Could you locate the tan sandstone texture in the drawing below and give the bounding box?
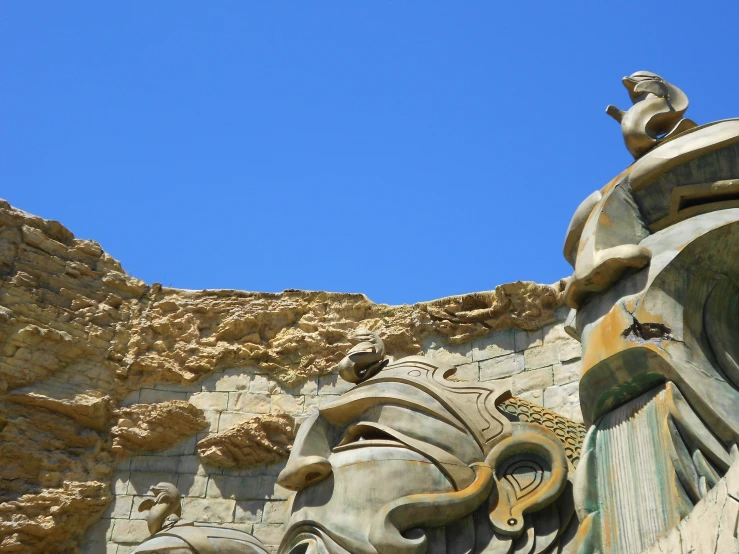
[0,199,566,552]
[110,401,208,454]
[197,414,295,469]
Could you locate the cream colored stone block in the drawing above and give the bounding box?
[542,322,571,343]
[524,344,559,370]
[422,338,472,365]
[223,522,255,535]
[484,376,512,392]
[189,391,229,411]
[214,370,253,392]
[83,518,113,543]
[543,382,579,411]
[569,403,584,423]
[177,474,208,497]
[139,388,187,404]
[119,390,140,407]
[111,472,130,495]
[512,367,553,395]
[182,497,236,523]
[252,523,286,546]
[249,374,272,394]
[480,352,524,381]
[208,475,262,500]
[317,394,341,408]
[317,373,354,395]
[177,455,204,474]
[449,362,478,382]
[128,472,175,495]
[201,410,220,431]
[130,455,180,473]
[101,495,133,519]
[553,360,582,385]
[218,411,253,431]
[257,477,291,500]
[471,330,515,361]
[302,395,320,414]
[559,339,582,362]
[295,378,318,396]
[228,392,271,413]
[111,519,149,543]
[234,500,264,523]
[514,328,543,351]
[129,496,150,520]
[518,388,543,406]
[271,394,304,416]
[263,500,288,524]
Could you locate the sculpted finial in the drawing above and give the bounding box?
[606,71,697,159]
[335,328,387,383]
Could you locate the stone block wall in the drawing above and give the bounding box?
[82,308,583,553]
[424,307,583,422]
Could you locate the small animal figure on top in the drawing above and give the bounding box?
[606,71,697,159]
[336,328,387,383]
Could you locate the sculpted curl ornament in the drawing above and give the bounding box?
[606,71,697,159]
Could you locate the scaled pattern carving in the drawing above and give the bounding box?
[498,396,586,467]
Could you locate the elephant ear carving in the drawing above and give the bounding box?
[498,455,546,502]
[484,422,577,554]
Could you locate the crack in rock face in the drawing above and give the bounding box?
[621,318,676,345]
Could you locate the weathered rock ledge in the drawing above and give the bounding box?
[0,199,566,552]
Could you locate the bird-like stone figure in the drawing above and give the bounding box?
[132,482,269,554]
[606,70,696,159]
[138,482,182,535]
[336,328,387,383]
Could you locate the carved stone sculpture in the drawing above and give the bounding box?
[132,482,268,554]
[564,74,739,553]
[276,330,580,554]
[124,72,739,554]
[606,71,697,159]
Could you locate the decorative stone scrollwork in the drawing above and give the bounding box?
[276,344,580,553]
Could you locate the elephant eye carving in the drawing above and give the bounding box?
[334,423,404,451]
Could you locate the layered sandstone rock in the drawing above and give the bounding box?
[197,414,295,469]
[0,199,566,552]
[110,401,208,453]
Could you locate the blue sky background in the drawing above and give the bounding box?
[3,2,738,305]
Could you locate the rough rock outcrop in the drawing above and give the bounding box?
[0,199,566,552]
[0,401,112,552]
[110,401,208,453]
[197,414,295,469]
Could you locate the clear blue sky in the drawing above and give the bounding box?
[3,3,738,305]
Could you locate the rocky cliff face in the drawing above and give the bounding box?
[0,199,566,553]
